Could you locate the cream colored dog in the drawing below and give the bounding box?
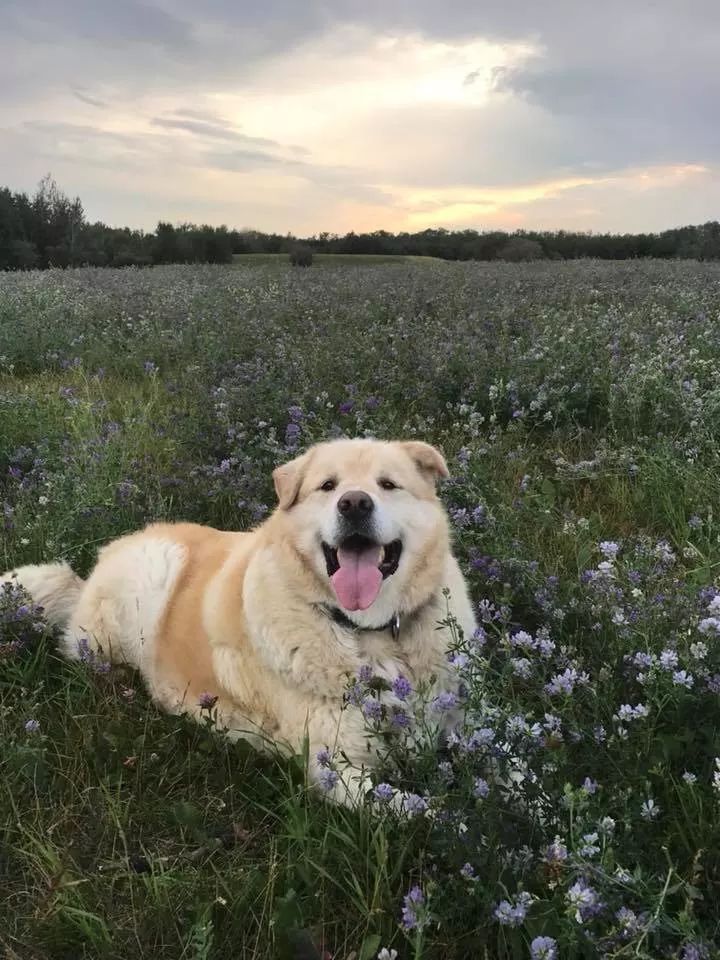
[4,438,476,805]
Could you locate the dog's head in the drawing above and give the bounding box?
[272,438,450,623]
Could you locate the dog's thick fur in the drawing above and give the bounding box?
[3,438,476,805]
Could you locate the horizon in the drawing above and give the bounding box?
[2,2,719,236]
[5,174,719,241]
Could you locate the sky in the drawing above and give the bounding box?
[1,1,719,235]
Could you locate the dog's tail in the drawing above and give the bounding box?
[2,562,84,629]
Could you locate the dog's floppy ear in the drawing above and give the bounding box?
[400,440,449,483]
[273,450,312,510]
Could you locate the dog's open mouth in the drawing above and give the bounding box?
[322,535,402,611]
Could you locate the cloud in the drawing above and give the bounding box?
[1,1,719,233]
[203,148,304,171]
[10,0,195,50]
[72,89,108,109]
[150,115,285,150]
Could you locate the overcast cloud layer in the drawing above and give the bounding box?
[1,1,718,234]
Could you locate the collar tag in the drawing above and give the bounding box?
[390,612,401,640]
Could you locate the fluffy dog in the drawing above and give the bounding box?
[4,438,477,805]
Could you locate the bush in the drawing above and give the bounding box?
[289,244,313,267]
[498,237,545,262]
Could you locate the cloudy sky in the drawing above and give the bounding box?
[2,1,719,235]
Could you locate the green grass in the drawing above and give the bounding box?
[3,259,720,959]
[232,253,441,266]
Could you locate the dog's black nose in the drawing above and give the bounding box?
[337,490,374,522]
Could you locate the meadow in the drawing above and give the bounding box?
[2,258,720,959]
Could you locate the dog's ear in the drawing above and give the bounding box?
[400,441,449,483]
[273,450,312,510]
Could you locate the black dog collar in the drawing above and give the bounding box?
[322,605,401,640]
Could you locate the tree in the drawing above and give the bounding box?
[498,237,545,262]
[30,174,85,267]
[153,222,179,264]
[2,175,720,271]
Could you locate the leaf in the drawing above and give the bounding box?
[172,801,203,828]
[359,934,381,960]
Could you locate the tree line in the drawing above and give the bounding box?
[1,176,720,269]
[0,176,234,269]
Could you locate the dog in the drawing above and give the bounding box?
[3,438,477,806]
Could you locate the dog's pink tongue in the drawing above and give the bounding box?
[331,545,383,611]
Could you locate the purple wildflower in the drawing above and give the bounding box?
[633,651,655,669]
[316,747,332,768]
[681,945,709,960]
[544,837,568,864]
[473,777,490,799]
[615,907,646,936]
[566,878,602,922]
[511,658,533,679]
[285,422,301,445]
[318,768,339,792]
[615,703,649,722]
[531,937,558,960]
[463,727,495,752]
[431,691,458,713]
[198,692,218,709]
[673,669,694,689]
[579,832,600,857]
[707,594,720,615]
[510,630,534,650]
[659,649,679,670]
[362,697,383,721]
[437,761,454,782]
[599,541,620,559]
[448,651,469,669]
[373,782,394,802]
[493,891,532,927]
[391,675,412,700]
[400,886,427,931]
[391,708,411,728]
[401,793,428,817]
[449,507,470,528]
[545,667,589,696]
[536,635,556,657]
[24,719,40,733]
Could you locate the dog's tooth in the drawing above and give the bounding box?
[380,545,386,563]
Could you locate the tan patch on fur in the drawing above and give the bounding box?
[151,523,241,708]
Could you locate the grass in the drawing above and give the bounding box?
[2,259,720,959]
[232,253,441,266]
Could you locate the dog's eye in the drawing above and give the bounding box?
[379,478,398,491]
[319,479,337,492]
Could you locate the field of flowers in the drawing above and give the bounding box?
[2,259,720,959]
